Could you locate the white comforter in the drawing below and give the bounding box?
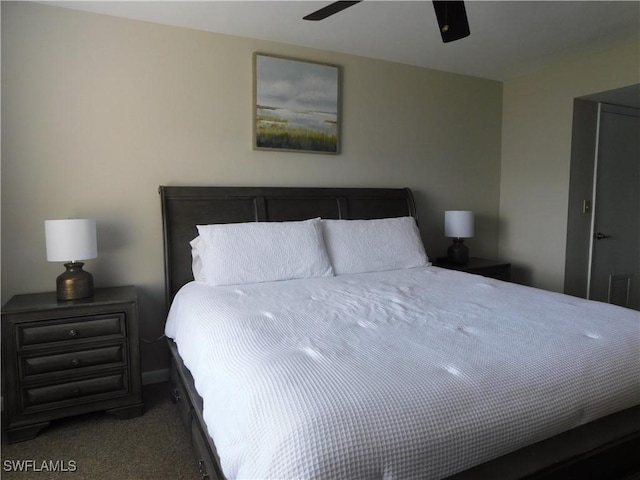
[165,267,640,480]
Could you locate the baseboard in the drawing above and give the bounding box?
[142,368,170,385]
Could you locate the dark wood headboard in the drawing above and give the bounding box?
[159,186,417,310]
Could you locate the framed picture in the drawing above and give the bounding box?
[253,53,341,154]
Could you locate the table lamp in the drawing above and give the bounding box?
[445,210,474,265]
[45,218,97,300]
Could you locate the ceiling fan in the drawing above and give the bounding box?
[303,1,470,43]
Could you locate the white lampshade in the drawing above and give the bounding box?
[45,219,97,262]
[444,211,474,239]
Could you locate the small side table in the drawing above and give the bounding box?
[1,286,143,442]
[435,257,511,281]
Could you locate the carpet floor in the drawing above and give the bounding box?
[1,382,200,480]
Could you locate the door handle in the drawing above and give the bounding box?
[595,232,610,240]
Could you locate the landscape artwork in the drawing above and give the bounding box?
[254,53,340,154]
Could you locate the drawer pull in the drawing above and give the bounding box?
[171,387,181,403]
[68,329,79,337]
[71,358,81,367]
[198,460,209,479]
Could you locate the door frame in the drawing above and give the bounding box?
[585,103,603,298]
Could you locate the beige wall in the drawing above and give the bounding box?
[499,41,639,292]
[1,3,503,373]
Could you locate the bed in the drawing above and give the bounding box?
[159,185,640,480]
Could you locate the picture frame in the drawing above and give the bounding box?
[253,53,341,154]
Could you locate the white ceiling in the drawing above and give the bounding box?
[40,1,639,81]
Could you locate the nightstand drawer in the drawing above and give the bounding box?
[435,257,511,282]
[469,265,510,281]
[22,345,125,377]
[24,373,126,408]
[19,314,124,347]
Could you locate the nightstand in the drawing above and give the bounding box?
[435,257,511,281]
[1,286,143,443]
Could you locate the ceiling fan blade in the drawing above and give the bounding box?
[303,1,363,21]
[433,1,470,43]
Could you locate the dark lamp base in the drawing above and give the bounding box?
[56,262,94,301]
[447,238,469,265]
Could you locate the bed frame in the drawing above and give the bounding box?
[159,185,639,480]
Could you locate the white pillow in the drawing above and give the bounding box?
[196,218,333,286]
[189,236,207,283]
[321,217,429,275]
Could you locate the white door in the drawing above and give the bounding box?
[589,104,640,310]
